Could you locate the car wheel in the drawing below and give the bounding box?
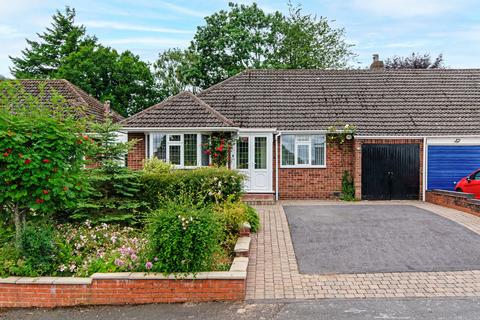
[456,188,463,192]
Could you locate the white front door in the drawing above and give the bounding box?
[235,134,272,193]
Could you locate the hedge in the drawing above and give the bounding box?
[140,167,245,209]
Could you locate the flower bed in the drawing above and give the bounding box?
[0,234,251,308]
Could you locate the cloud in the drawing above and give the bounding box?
[83,20,193,34]
[385,40,429,48]
[0,25,26,38]
[156,1,208,18]
[350,0,459,17]
[120,0,208,18]
[105,37,190,48]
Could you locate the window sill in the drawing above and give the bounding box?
[280,165,327,169]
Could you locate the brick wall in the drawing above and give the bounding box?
[426,190,480,217]
[127,132,146,170]
[353,139,424,200]
[274,140,355,199]
[0,279,245,308]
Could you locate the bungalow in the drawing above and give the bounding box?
[121,61,480,201]
[0,79,124,123]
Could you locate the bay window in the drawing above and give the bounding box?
[281,134,326,167]
[150,133,210,167]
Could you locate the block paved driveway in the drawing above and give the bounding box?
[246,201,480,300]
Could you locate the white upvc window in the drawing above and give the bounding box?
[281,134,326,168]
[149,133,210,168]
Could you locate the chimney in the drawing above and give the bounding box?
[103,100,111,114]
[370,53,384,71]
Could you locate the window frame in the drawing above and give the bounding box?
[280,134,327,168]
[149,132,210,168]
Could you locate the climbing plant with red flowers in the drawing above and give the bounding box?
[0,81,94,247]
[202,133,236,167]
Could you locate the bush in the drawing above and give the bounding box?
[141,166,245,209]
[146,199,222,273]
[143,158,173,174]
[0,83,92,247]
[214,198,260,249]
[340,170,355,201]
[18,223,59,276]
[0,223,60,277]
[72,118,147,224]
[73,167,147,224]
[245,204,260,233]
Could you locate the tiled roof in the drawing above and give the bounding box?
[121,91,235,128]
[1,79,124,122]
[196,69,480,136]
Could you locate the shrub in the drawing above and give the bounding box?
[143,158,173,174]
[214,198,260,249]
[141,166,245,208]
[245,204,260,233]
[340,170,356,201]
[73,168,147,224]
[0,82,92,247]
[146,199,222,273]
[72,118,147,224]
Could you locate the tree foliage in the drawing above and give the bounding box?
[0,81,92,246]
[9,7,97,78]
[155,2,353,91]
[72,118,146,224]
[153,48,196,100]
[9,6,158,116]
[385,52,444,69]
[55,45,157,116]
[269,2,352,69]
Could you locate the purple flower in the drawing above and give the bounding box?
[130,253,138,261]
[114,258,125,267]
[145,261,153,270]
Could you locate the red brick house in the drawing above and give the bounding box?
[121,68,480,201]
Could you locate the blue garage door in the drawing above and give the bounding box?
[427,146,480,190]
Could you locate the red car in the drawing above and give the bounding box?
[455,169,480,199]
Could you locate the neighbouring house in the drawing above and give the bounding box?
[0,79,124,123]
[121,57,480,201]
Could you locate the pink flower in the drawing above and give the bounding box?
[114,258,124,267]
[145,261,153,270]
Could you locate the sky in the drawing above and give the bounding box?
[1,0,480,77]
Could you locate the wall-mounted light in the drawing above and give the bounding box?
[454,138,461,143]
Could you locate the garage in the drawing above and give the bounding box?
[427,145,480,191]
[362,144,420,200]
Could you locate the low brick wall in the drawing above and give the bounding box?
[425,190,480,216]
[0,236,250,308]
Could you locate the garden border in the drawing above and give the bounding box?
[0,234,251,308]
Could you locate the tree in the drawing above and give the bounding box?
[153,48,197,100]
[268,2,352,69]
[55,45,158,116]
[9,6,96,78]
[0,75,6,80]
[186,2,281,88]
[385,53,444,69]
[0,81,92,247]
[156,2,354,91]
[72,118,146,224]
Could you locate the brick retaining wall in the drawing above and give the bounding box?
[426,190,480,216]
[0,236,250,308]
